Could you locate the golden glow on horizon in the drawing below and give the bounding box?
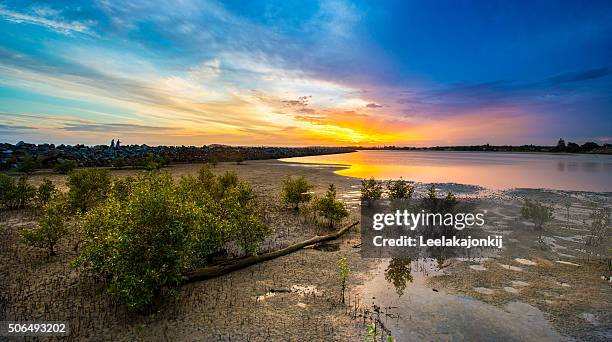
[0,44,535,146]
[281,151,612,192]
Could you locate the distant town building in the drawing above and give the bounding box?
[557,138,566,149]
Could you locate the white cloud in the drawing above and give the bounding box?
[0,6,93,35]
[189,59,221,80]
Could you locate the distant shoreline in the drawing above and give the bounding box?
[353,144,611,155]
[352,149,612,156]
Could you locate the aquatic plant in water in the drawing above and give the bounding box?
[521,199,554,243]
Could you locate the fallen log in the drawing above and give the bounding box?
[186,221,359,281]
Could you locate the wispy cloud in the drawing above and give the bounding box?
[62,123,173,133]
[390,67,612,118]
[0,123,37,130]
[0,5,93,35]
[0,1,610,146]
[545,67,609,84]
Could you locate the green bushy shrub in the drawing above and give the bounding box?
[387,178,414,201]
[281,176,313,210]
[111,157,127,169]
[53,160,77,174]
[180,167,269,255]
[0,175,36,209]
[196,164,217,190]
[21,193,70,256]
[521,199,554,241]
[220,182,270,255]
[35,178,56,207]
[109,176,135,201]
[313,184,348,228]
[67,169,111,212]
[235,154,245,165]
[420,185,458,214]
[0,174,15,208]
[208,157,219,168]
[76,168,269,310]
[133,155,170,170]
[361,177,383,204]
[218,171,238,192]
[75,173,199,310]
[17,154,41,174]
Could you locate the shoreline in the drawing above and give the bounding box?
[356,148,612,156]
[277,153,612,193]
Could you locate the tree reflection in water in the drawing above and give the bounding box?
[384,257,413,296]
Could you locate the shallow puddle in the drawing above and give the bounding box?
[514,258,538,266]
[499,263,524,272]
[469,264,487,271]
[357,259,568,341]
[555,260,581,266]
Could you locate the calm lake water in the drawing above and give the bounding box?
[281,150,612,192]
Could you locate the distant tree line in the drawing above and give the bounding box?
[551,138,606,153]
[357,139,611,154]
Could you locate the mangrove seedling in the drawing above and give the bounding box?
[521,199,554,243]
[313,184,348,229]
[21,193,70,256]
[338,256,349,304]
[281,175,313,211]
[0,174,36,209]
[387,178,414,201]
[366,322,381,342]
[35,178,56,207]
[361,177,383,205]
[585,206,610,250]
[563,196,572,227]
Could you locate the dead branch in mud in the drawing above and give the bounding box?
[185,221,359,281]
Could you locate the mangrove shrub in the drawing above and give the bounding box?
[67,169,111,212]
[76,169,269,310]
[361,177,383,204]
[35,178,56,207]
[521,199,553,241]
[21,193,70,256]
[314,184,348,228]
[53,160,77,174]
[0,175,36,209]
[281,176,313,210]
[338,256,349,304]
[387,178,414,201]
[17,154,41,174]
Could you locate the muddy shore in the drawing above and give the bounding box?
[1,160,610,341]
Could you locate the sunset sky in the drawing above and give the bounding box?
[0,0,611,146]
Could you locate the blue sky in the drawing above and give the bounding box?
[0,0,610,146]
